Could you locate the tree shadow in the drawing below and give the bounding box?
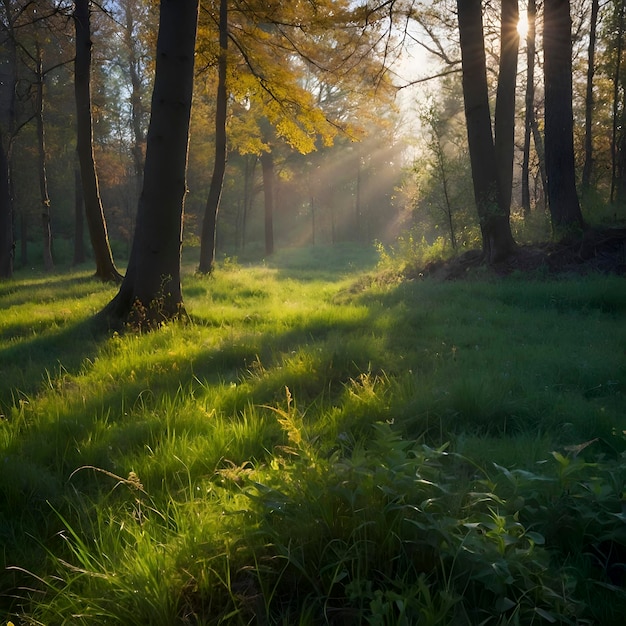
[0,316,110,411]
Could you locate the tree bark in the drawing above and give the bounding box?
[0,0,17,279]
[239,154,256,250]
[0,128,11,278]
[494,0,519,215]
[457,0,515,263]
[261,150,275,256]
[35,40,53,272]
[122,0,146,187]
[98,0,199,329]
[73,167,86,264]
[611,0,625,203]
[521,0,535,214]
[581,0,599,190]
[543,0,585,237]
[74,0,122,282]
[198,0,228,275]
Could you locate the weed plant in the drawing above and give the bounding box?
[0,244,625,624]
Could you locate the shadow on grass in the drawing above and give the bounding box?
[0,272,109,308]
[0,316,110,411]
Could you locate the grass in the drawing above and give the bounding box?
[1,242,625,624]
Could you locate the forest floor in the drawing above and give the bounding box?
[411,227,626,280]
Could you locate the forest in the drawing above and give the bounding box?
[1,0,626,624]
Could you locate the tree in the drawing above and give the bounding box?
[99,0,199,328]
[34,36,54,271]
[543,0,585,236]
[582,0,600,190]
[610,0,625,202]
[456,0,515,262]
[191,0,395,261]
[74,0,122,282]
[260,145,275,256]
[494,0,519,216]
[0,0,18,279]
[198,0,227,275]
[0,126,11,278]
[521,0,547,214]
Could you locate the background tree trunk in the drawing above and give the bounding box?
[0,129,12,278]
[198,0,228,275]
[494,0,519,215]
[0,0,17,279]
[582,0,600,190]
[611,0,625,203]
[99,0,199,328]
[261,150,275,256]
[457,0,515,263]
[521,0,536,214]
[35,40,53,272]
[73,167,86,264]
[74,0,122,282]
[544,0,584,237]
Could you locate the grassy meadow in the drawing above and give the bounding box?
[1,243,625,625]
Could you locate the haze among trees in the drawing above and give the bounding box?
[0,0,625,306]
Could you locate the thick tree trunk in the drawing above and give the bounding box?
[457,0,515,263]
[35,40,53,272]
[544,0,585,237]
[581,0,599,190]
[261,150,275,256]
[98,0,199,329]
[74,0,122,283]
[198,0,228,275]
[494,0,519,215]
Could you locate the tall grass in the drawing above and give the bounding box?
[1,244,625,624]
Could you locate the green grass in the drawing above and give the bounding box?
[1,243,625,624]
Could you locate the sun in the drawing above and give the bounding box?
[517,12,529,39]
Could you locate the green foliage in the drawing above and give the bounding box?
[1,247,625,624]
[375,233,455,274]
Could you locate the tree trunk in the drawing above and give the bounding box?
[74,0,122,282]
[435,141,456,250]
[198,0,228,274]
[261,150,275,256]
[239,154,256,250]
[98,0,199,329]
[611,0,625,203]
[0,129,11,278]
[521,0,535,214]
[494,0,519,215]
[457,0,515,263]
[355,148,362,241]
[123,0,145,187]
[35,40,53,272]
[581,0,599,190]
[0,0,17,280]
[73,168,86,264]
[544,0,585,238]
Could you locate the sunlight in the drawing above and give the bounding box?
[517,11,529,40]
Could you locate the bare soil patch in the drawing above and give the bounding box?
[409,228,626,281]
